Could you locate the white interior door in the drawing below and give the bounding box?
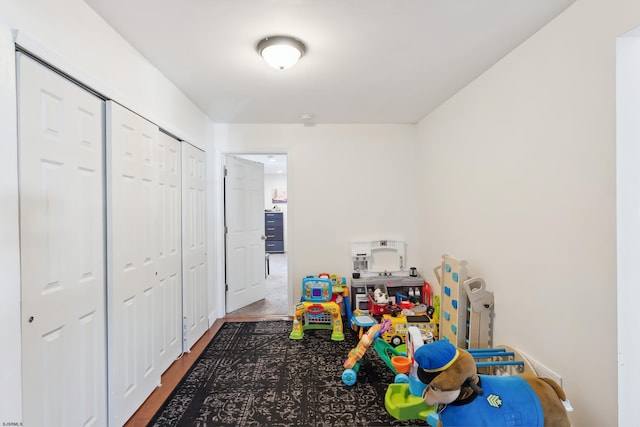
[225,156,266,313]
[106,101,161,426]
[18,53,107,426]
[182,142,207,351]
[156,132,182,374]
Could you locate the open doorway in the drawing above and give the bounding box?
[225,153,289,317]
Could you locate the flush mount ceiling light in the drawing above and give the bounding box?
[257,36,306,70]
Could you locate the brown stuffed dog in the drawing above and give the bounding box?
[414,341,571,427]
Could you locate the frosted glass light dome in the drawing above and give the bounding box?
[257,36,306,70]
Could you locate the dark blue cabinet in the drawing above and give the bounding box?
[265,212,284,253]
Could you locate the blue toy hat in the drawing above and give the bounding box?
[414,340,459,373]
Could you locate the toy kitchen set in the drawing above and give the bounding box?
[350,240,425,313]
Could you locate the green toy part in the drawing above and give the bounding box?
[385,383,437,423]
[373,338,407,373]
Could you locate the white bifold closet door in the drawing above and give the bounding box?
[182,142,208,351]
[156,132,183,374]
[106,101,183,425]
[18,53,107,427]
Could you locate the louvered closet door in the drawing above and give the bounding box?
[182,142,208,351]
[18,53,107,427]
[156,132,183,373]
[106,101,161,426]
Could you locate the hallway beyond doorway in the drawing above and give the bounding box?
[226,253,288,316]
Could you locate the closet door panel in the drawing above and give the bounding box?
[156,132,183,373]
[106,101,160,426]
[182,142,207,351]
[18,53,107,427]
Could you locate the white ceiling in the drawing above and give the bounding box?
[235,154,287,176]
[84,0,575,125]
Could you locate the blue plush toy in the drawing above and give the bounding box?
[413,341,571,427]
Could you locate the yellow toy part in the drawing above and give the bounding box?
[343,318,391,369]
[289,301,344,341]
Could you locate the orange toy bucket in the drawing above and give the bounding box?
[391,356,411,374]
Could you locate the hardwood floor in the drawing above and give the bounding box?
[123,315,291,427]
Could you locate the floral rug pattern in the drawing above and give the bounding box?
[150,320,428,426]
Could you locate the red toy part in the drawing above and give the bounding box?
[400,300,413,310]
[307,304,326,315]
[368,292,389,316]
[422,281,432,306]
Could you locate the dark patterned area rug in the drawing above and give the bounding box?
[150,320,428,426]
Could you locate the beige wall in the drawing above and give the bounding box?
[416,0,640,425]
[265,173,288,210]
[212,123,421,312]
[0,0,209,147]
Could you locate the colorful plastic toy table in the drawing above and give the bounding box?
[351,314,377,338]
